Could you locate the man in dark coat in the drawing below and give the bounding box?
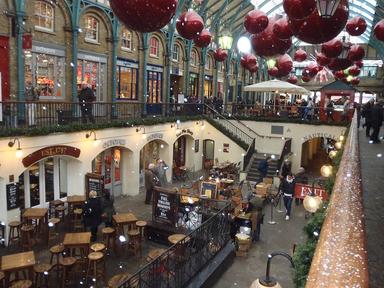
[370,101,384,143]
[362,99,374,138]
[144,163,157,204]
[78,83,96,123]
[83,190,102,242]
[257,157,272,183]
[282,173,296,220]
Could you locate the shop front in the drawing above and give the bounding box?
[189,73,199,98]
[171,65,184,101]
[204,75,213,98]
[203,139,215,169]
[116,59,138,100]
[147,65,163,115]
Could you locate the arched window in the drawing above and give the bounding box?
[149,37,160,57]
[85,16,99,43]
[121,28,132,50]
[34,1,54,32]
[191,50,198,66]
[205,55,212,70]
[172,44,180,61]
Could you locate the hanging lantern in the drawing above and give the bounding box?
[244,10,269,34]
[374,19,384,41]
[329,150,337,158]
[213,48,228,62]
[316,0,341,18]
[303,194,323,213]
[335,141,342,149]
[347,44,365,61]
[218,29,233,50]
[320,164,333,177]
[339,135,345,142]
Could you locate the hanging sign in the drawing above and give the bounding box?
[294,183,328,200]
[6,183,19,210]
[22,145,81,167]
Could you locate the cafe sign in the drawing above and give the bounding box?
[294,183,328,200]
[102,139,126,149]
[22,145,81,167]
[302,133,338,142]
[146,133,164,142]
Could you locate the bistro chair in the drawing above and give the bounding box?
[47,218,60,242]
[33,263,52,288]
[127,229,141,258]
[20,225,34,251]
[55,206,66,224]
[8,221,21,246]
[9,280,33,288]
[102,227,116,252]
[73,208,83,232]
[59,257,77,288]
[49,200,64,218]
[0,271,4,288]
[49,243,65,280]
[135,221,147,241]
[85,252,106,286]
[90,243,106,253]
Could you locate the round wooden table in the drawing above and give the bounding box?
[108,273,132,288]
[168,234,189,245]
[146,248,167,262]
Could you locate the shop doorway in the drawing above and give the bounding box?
[171,75,183,99]
[173,135,194,167]
[301,137,334,177]
[203,139,215,169]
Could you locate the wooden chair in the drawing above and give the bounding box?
[8,221,21,246]
[136,221,147,241]
[127,229,141,258]
[102,227,116,252]
[49,244,64,280]
[34,263,52,288]
[20,225,34,250]
[9,280,32,288]
[49,200,64,218]
[73,208,83,232]
[48,218,60,242]
[55,206,66,224]
[59,257,77,288]
[85,252,106,286]
[90,243,106,253]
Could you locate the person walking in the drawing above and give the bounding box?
[362,99,374,138]
[281,173,296,220]
[324,97,334,122]
[257,157,272,183]
[101,190,116,227]
[144,163,157,204]
[78,83,96,123]
[156,159,168,187]
[83,191,102,242]
[370,101,383,144]
[341,96,351,122]
[303,98,314,120]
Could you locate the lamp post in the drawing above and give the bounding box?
[316,0,341,18]
[250,252,294,288]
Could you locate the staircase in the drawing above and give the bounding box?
[246,153,279,182]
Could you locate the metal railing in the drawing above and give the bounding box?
[277,138,292,172]
[306,112,368,288]
[119,200,232,288]
[243,138,255,171]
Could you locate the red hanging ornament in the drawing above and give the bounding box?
[276,54,293,78]
[283,0,316,20]
[110,0,178,33]
[334,70,346,79]
[288,0,349,44]
[327,58,352,71]
[248,64,259,73]
[351,77,360,85]
[347,44,365,61]
[316,52,331,66]
[273,17,293,40]
[251,17,292,57]
[287,74,298,84]
[348,65,361,76]
[306,62,320,78]
[294,49,307,62]
[193,29,212,48]
[346,17,367,36]
[176,11,204,40]
[374,19,384,41]
[321,39,343,58]
[244,10,269,34]
[354,60,363,68]
[301,75,311,82]
[268,67,279,77]
[213,49,228,62]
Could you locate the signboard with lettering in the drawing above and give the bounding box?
[294,183,328,200]
[146,133,164,142]
[22,145,81,167]
[194,139,199,153]
[102,139,126,149]
[302,133,338,142]
[153,187,178,225]
[6,183,19,210]
[85,173,104,197]
[200,181,218,199]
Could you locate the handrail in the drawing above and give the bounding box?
[277,138,292,174]
[305,111,368,288]
[243,138,255,171]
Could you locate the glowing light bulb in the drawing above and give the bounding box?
[320,164,333,177]
[16,149,23,158]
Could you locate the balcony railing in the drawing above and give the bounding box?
[305,112,368,287]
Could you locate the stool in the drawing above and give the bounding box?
[90,243,106,253]
[102,227,116,252]
[55,206,66,223]
[59,257,76,288]
[34,263,52,288]
[127,229,141,257]
[107,273,132,288]
[20,225,34,250]
[0,271,4,288]
[48,218,60,242]
[49,244,64,280]
[10,280,32,288]
[8,221,21,246]
[85,252,106,286]
[136,221,147,240]
[73,208,83,232]
[49,200,63,218]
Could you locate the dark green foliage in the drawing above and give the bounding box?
[233,116,349,127]
[293,239,318,288]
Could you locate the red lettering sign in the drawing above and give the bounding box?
[294,183,328,200]
[22,145,80,167]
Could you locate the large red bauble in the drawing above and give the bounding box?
[347,44,365,61]
[283,0,316,20]
[334,70,346,79]
[193,29,212,47]
[301,69,311,78]
[176,11,204,40]
[110,0,177,33]
[287,75,298,84]
[294,49,307,62]
[316,52,331,66]
[374,19,384,41]
[346,17,367,36]
[248,64,259,73]
[306,62,319,77]
[354,60,363,68]
[244,10,269,34]
[288,0,349,44]
[251,18,292,57]
[348,65,361,76]
[351,77,360,85]
[213,49,228,62]
[327,58,352,71]
[273,18,293,40]
[302,75,311,82]
[276,54,293,77]
[321,39,342,58]
[268,67,279,77]
[241,54,257,69]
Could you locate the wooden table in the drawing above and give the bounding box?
[67,195,86,212]
[1,251,35,286]
[146,248,167,262]
[113,213,138,235]
[23,208,49,243]
[168,234,189,244]
[63,232,91,260]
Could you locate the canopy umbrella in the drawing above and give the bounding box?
[243,79,310,94]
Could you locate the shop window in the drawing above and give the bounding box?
[150,37,160,57]
[121,29,132,51]
[360,66,377,77]
[85,16,99,43]
[77,59,106,101]
[220,62,225,72]
[116,66,138,99]
[191,50,198,66]
[45,158,54,203]
[29,164,40,207]
[172,44,180,61]
[147,71,162,103]
[205,56,212,70]
[204,79,213,97]
[59,159,68,198]
[34,1,54,32]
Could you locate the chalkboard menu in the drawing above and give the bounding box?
[6,183,20,210]
[200,181,218,199]
[85,173,104,197]
[153,187,178,226]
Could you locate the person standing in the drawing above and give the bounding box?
[282,173,296,220]
[101,190,116,227]
[370,101,383,144]
[156,159,168,187]
[83,191,102,242]
[362,99,374,138]
[257,157,272,183]
[324,97,334,122]
[78,83,96,123]
[25,81,39,127]
[144,163,157,204]
[341,96,351,122]
[303,98,314,120]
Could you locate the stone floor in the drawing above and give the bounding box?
[359,129,384,287]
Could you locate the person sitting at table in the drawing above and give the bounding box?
[101,190,116,227]
[83,190,102,242]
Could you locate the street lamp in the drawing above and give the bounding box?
[250,252,294,288]
[316,0,341,18]
[218,29,233,50]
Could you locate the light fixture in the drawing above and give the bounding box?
[320,164,333,177]
[250,252,294,288]
[329,150,337,159]
[237,36,251,54]
[335,141,342,149]
[8,138,23,158]
[266,58,277,69]
[85,130,100,146]
[136,126,146,133]
[218,29,233,50]
[316,0,341,18]
[303,194,323,213]
[339,135,345,142]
